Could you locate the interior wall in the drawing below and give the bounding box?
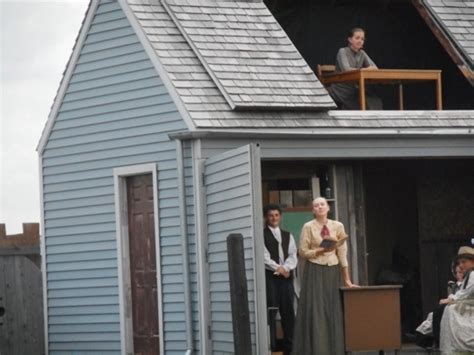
[417,160,474,315]
[363,161,422,334]
[265,0,474,109]
[362,159,474,333]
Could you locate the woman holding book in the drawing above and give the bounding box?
[293,197,356,355]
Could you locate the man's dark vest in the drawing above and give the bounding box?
[264,226,291,265]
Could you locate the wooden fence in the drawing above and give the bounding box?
[0,223,44,355]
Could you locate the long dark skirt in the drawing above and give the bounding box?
[292,263,345,355]
[328,83,383,110]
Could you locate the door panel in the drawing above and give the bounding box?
[127,174,159,355]
[204,144,266,354]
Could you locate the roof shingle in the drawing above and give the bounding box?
[161,0,334,110]
[425,0,474,65]
[126,0,474,130]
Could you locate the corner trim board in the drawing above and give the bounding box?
[36,0,100,154]
[117,0,197,131]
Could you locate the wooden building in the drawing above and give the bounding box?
[37,0,474,354]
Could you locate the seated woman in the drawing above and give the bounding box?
[415,261,464,349]
[439,246,474,354]
[328,27,383,110]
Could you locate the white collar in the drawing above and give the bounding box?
[268,225,280,234]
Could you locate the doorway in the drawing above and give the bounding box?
[362,159,474,339]
[113,163,163,355]
[260,158,474,343]
[126,174,160,355]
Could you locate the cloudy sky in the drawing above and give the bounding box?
[1,0,89,233]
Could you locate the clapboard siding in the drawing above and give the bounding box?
[41,0,188,353]
[204,146,257,354]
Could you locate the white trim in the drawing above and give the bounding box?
[38,156,49,355]
[248,144,268,354]
[175,139,194,352]
[113,163,164,355]
[117,0,196,132]
[37,0,99,154]
[192,139,211,354]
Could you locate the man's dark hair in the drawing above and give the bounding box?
[263,204,282,216]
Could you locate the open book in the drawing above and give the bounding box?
[319,235,348,249]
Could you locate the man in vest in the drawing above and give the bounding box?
[264,204,297,355]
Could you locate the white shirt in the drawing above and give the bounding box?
[449,270,474,301]
[264,226,298,272]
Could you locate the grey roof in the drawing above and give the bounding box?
[126,0,474,130]
[424,0,474,70]
[161,0,333,110]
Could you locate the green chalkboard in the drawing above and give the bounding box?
[281,211,314,245]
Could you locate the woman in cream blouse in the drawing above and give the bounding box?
[293,197,357,355]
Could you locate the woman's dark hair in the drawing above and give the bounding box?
[451,260,460,277]
[348,27,365,37]
[263,204,282,216]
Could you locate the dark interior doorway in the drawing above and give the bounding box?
[264,0,474,109]
[362,159,474,339]
[260,157,474,342]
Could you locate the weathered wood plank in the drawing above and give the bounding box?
[0,256,44,354]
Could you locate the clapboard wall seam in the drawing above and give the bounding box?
[57,89,168,113]
[50,108,178,130]
[86,27,136,44]
[69,60,154,83]
[63,77,161,101]
[77,49,148,69]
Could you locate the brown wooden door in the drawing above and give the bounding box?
[127,174,160,355]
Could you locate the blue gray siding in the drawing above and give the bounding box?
[42,0,188,353]
[203,146,259,354]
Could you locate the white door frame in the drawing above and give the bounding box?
[113,163,164,355]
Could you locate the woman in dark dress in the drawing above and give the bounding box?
[329,27,383,110]
[293,197,357,355]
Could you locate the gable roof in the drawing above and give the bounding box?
[414,0,474,85]
[161,0,333,110]
[125,0,474,130]
[38,0,474,155]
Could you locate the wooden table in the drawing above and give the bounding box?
[340,285,402,354]
[321,69,442,110]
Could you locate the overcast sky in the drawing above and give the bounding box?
[1,0,89,234]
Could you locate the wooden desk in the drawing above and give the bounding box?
[321,69,442,110]
[340,285,402,354]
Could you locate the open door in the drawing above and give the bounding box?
[203,143,267,354]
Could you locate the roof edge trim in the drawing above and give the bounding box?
[160,0,238,110]
[37,0,99,155]
[168,127,474,140]
[119,0,197,132]
[413,0,474,86]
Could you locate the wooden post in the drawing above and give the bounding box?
[227,233,252,354]
[436,73,443,110]
[398,84,404,110]
[359,74,366,110]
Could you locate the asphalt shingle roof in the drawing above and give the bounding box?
[161,0,333,110]
[126,0,474,130]
[424,0,474,65]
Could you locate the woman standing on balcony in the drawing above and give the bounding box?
[293,197,357,355]
[329,27,383,110]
